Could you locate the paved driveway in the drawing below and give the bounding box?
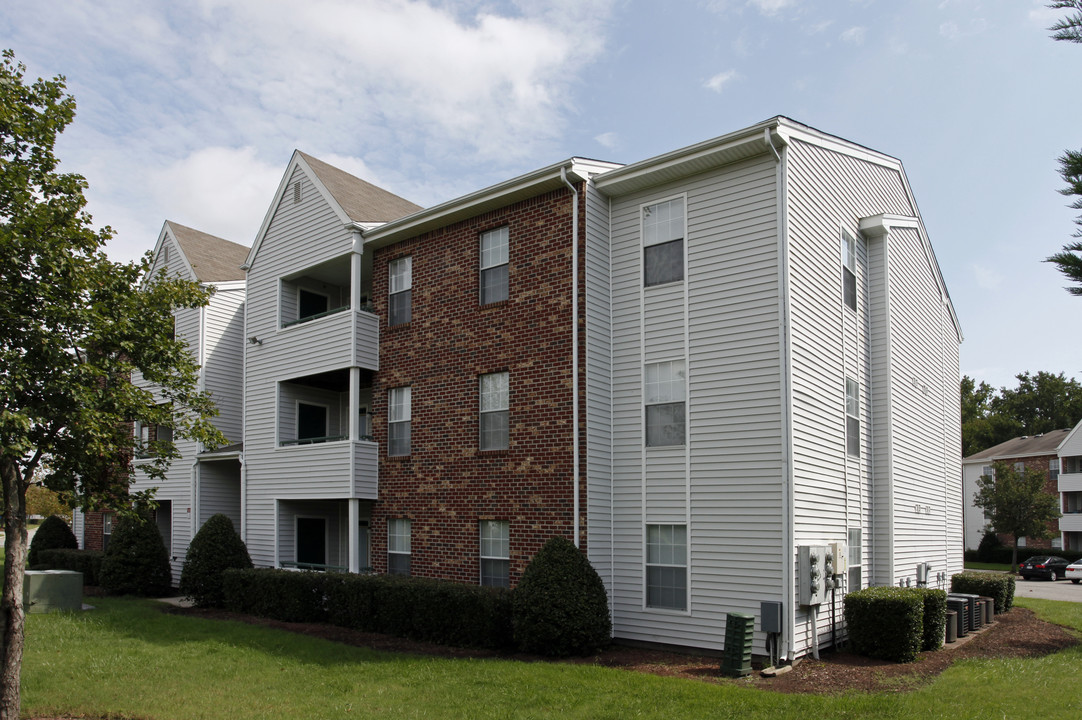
[1013,574,1082,602]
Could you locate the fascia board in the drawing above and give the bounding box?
[361,159,618,249]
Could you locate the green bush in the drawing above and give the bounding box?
[844,586,923,663]
[224,568,514,649]
[98,514,172,596]
[975,531,1002,563]
[179,514,252,608]
[222,568,336,623]
[951,572,1016,613]
[28,515,78,566]
[913,588,947,651]
[35,549,104,585]
[512,536,611,657]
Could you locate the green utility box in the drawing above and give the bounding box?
[23,570,83,613]
[721,612,755,678]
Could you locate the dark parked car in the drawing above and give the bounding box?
[1019,555,1071,581]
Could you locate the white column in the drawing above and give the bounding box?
[348,498,360,573]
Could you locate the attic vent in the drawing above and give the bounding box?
[293,181,301,204]
[163,246,170,264]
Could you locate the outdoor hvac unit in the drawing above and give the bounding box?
[23,570,82,613]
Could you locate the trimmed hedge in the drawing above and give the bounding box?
[913,588,948,652]
[35,549,104,586]
[512,536,611,656]
[28,515,78,566]
[99,514,172,596]
[844,586,924,663]
[223,568,514,650]
[951,572,1015,614]
[222,568,335,623]
[180,514,253,608]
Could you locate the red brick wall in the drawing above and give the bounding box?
[370,185,585,587]
[987,455,1061,549]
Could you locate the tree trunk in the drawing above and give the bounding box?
[0,456,28,720]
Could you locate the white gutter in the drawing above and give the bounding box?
[560,167,582,548]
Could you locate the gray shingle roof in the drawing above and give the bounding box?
[298,152,422,223]
[963,428,1072,461]
[168,222,250,282]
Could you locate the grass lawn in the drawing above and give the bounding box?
[963,561,1013,572]
[16,595,1082,719]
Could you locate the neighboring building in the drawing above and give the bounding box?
[961,430,1069,552]
[74,221,249,583]
[82,117,963,663]
[1055,421,1082,551]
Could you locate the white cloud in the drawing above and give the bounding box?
[939,18,988,40]
[840,26,866,45]
[705,69,740,93]
[595,132,619,150]
[972,263,1004,291]
[748,0,799,16]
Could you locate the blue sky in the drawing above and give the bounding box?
[2,0,1078,390]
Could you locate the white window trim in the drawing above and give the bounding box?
[479,226,510,304]
[479,519,510,587]
[294,399,333,443]
[387,518,411,574]
[293,515,330,567]
[642,522,691,615]
[479,371,510,451]
[841,228,858,312]
[640,193,688,289]
[643,359,688,448]
[388,256,413,326]
[388,386,411,456]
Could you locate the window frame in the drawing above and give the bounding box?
[296,400,330,443]
[845,376,860,458]
[479,372,509,451]
[387,386,411,457]
[642,196,686,288]
[644,360,686,447]
[297,287,331,321]
[388,256,412,327]
[479,520,510,587]
[479,226,509,305]
[841,229,857,311]
[387,518,411,576]
[645,523,688,612]
[847,527,862,591]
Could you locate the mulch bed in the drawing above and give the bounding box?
[160,603,1078,695]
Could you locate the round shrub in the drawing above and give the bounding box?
[976,531,1002,563]
[99,513,172,596]
[512,536,611,656]
[180,514,253,608]
[28,515,78,566]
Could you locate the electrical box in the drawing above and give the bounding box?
[798,545,830,606]
[830,541,848,576]
[916,562,931,585]
[760,600,783,634]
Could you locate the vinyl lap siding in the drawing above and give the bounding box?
[203,288,245,443]
[608,153,783,652]
[244,167,361,567]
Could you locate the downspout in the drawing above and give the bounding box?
[767,126,795,661]
[561,166,581,548]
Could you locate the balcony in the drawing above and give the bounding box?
[1059,513,1082,533]
[1058,472,1082,493]
[274,307,378,373]
[271,439,378,499]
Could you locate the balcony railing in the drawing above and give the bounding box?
[279,434,349,447]
[282,304,350,328]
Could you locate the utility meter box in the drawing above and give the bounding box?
[23,570,83,613]
[798,545,829,606]
[760,600,783,634]
[830,541,848,576]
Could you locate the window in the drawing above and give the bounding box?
[845,527,862,590]
[1018,536,1027,548]
[388,256,412,326]
[387,519,411,575]
[102,512,114,551]
[645,361,686,447]
[134,415,173,458]
[1014,461,1025,474]
[643,198,685,287]
[296,517,326,566]
[841,230,857,311]
[646,524,687,611]
[1066,492,1082,514]
[297,402,328,442]
[845,377,859,457]
[479,520,509,587]
[480,226,509,304]
[1051,458,1061,481]
[1052,537,1064,550]
[388,387,411,457]
[479,372,509,451]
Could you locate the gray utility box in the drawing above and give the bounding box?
[24,570,83,613]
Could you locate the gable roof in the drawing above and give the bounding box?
[165,222,249,283]
[962,428,1072,462]
[245,151,422,270]
[298,152,422,223]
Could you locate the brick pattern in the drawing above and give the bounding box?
[370,185,587,587]
[985,454,1061,550]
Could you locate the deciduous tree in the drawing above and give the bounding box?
[973,461,1062,570]
[0,50,223,719]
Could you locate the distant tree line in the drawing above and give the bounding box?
[961,371,1082,457]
